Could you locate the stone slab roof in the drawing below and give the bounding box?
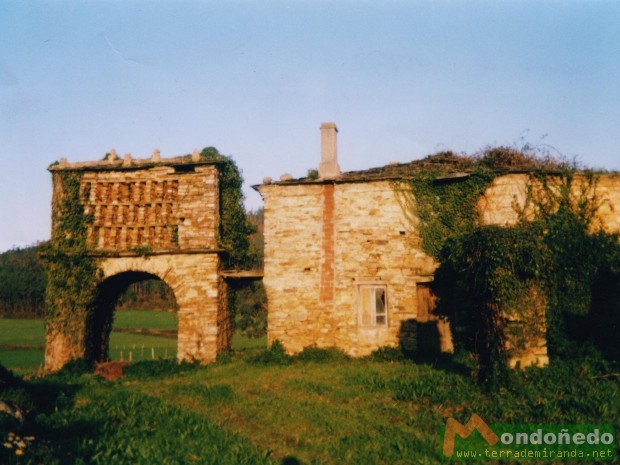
[48,150,225,172]
[255,152,492,188]
[254,150,619,189]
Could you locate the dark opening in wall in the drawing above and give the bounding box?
[173,165,196,174]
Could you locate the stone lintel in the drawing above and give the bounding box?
[86,248,225,258]
[220,270,264,279]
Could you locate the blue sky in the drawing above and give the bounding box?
[1,1,618,252]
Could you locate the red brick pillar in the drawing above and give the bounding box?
[320,183,335,303]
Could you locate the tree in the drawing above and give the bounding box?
[199,147,258,270]
[0,244,48,318]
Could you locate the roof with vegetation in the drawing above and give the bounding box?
[262,147,615,186]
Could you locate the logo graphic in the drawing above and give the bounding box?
[441,417,615,461]
[443,414,499,457]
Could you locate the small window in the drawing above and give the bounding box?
[358,283,388,327]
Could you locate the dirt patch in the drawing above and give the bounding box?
[94,361,131,381]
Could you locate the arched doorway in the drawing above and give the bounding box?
[87,271,178,364]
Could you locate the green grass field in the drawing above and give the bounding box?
[113,308,177,331]
[0,319,45,347]
[2,312,616,464]
[0,310,266,372]
[1,348,618,465]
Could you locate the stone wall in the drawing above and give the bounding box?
[260,183,325,352]
[259,180,437,356]
[478,172,620,367]
[479,173,620,233]
[259,172,620,364]
[100,254,226,362]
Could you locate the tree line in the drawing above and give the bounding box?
[0,207,266,336]
[0,244,48,318]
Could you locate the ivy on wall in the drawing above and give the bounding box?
[517,169,620,359]
[434,225,547,387]
[396,148,619,385]
[404,166,496,259]
[44,170,101,360]
[397,148,566,259]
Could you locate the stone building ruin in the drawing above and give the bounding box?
[46,150,230,371]
[45,125,620,372]
[256,123,620,368]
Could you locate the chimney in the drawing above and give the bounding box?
[319,122,340,179]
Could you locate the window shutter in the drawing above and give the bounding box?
[359,286,372,326]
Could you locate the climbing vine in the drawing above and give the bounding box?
[198,148,262,338]
[396,147,564,258]
[517,169,620,359]
[199,147,257,270]
[44,170,101,361]
[397,148,619,384]
[399,165,496,258]
[433,225,548,387]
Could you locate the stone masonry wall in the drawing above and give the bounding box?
[479,173,620,232]
[479,172,620,367]
[260,180,436,356]
[261,184,325,352]
[332,181,437,356]
[99,254,225,363]
[260,173,620,361]
[80,164,219,251]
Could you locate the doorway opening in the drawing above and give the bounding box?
[87,271,178,364]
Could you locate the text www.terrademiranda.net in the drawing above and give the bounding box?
[455,447,614,460]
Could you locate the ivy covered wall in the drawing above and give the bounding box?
[397,148,620,385]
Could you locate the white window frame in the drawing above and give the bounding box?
[357,282,388,328]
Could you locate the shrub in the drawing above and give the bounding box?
[229,281,267,338]
[247,340,292,365]
[294,346,350,363]
[365,346,406,362]
[520,171,620,359]
[434,225,547,388]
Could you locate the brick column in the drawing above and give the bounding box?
[320,183,335,303]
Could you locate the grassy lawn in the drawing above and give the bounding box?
[0,319,47,372]
[114,309,177,331]
[0,312,266,372]
[0,348,44,373]
[3,312,616,464]
[0,319,45,347]
[0,313,180,371]
[1,351,618,465]
[108,331,177,362]
[128,360,443,463]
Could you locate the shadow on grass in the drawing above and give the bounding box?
[409,351,472,378]
[399,318,473,377]
[0,361,105,465]
[281,457,302,465]
[28,417,103,464]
